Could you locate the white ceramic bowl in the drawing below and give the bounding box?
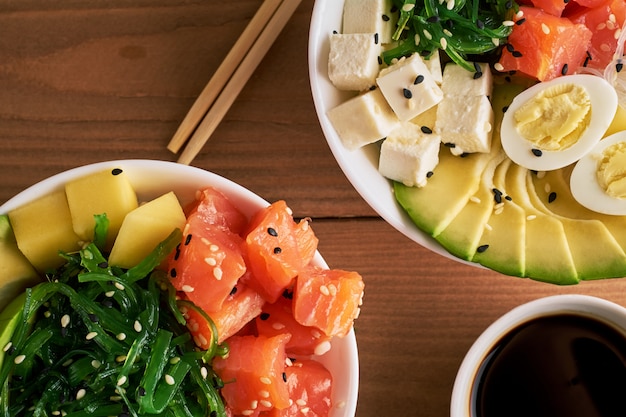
[450,294,626,417]
[308,0,471,267]
[0,159,359,417]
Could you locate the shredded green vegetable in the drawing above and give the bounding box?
[384,0,519,71]
[0,215,228,417]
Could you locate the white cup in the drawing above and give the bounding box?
[450,294,626,417]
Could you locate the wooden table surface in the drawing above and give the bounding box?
[2,1,626,416]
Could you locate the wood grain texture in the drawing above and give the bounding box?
[2,2,626,417]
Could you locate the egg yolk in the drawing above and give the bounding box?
[513,83,591,151]
[597,141,626,198]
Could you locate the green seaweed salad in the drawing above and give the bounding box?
[0,214,228,417]
[385,0,519,71]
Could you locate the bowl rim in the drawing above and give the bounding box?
[0,159,360,417]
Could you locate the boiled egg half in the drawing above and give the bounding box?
[501,74,618,172]
[571,130,626,215]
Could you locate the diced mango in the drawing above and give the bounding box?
[0,215,41,312]
[109,192,186,269]
[8,190,82,273]
[65,168,138,248]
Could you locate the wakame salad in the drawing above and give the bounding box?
[0,217,228,417]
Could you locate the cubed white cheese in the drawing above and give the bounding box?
[327,88,400,150]
[423,51,443,85]
[441,62,493,97]
[379,121,441,187]
[328,33,381,91]
[342,0,398,44]
[376,53,443,121]
[435,94,494,155]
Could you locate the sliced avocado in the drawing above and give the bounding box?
[0,214,41,312]
[506,164,578,284]
[529,168,626,279]
[436,151,506,260]
[0,291,27,369]
[472,158,526,277]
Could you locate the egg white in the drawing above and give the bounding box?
[500,74,618,172]
[570,130,626,215]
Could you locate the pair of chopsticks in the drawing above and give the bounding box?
[168,0,302,165]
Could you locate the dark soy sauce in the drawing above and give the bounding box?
[473,314,626,417]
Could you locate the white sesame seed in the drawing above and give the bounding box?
[285,357,293,367]
[494,62,505,71]
[542,23,550,34]
[117,376,127,386]
[494,207,504,215]
[201,366,208,379]
[328,283,338,296]
[165,374,175,385]
[609,13,616,22]
[446,0,455,9]
[44,311,51,318]
[536,171,546,179]
[470,196,481,204]
[183,223,190,236]
[423,29,433,40]
[492,38,500,46]
[597,22,607,31]
[241,411,254,416]
[134,320,142,332]
[52,411,61,416]
[414,33,421,45]
[86,332,98,340]
[516,10,524,18]
[296,399,307,406]
[544,183,551,193]
[601,43,611,52]
[314,340,332,356]
[336,401,347,409]
[182,285,195,293]
[615,28,622,39]
[210,244,219,252]
[117,333,127,341]
[502,20,515,26]
[443,28,453,37]
[260,376,272,385]
[105,290,115,297]
[116,355,127,363]
[484,223,493,231]
[213,267,223,280]
[402,3,415,11]
[260,400,273,408]
[301,407,311,414]
[197,333,208,346]
[62,358,74,367]
[272,322,286,330]
[110,395,123,401]
[250,400,259,409]
[61,314,71,328]
[76,388,87,400]
[319,285,330,296]
[311,329,322,339]
[205,257,217,266]
[440,37,448,50]
[527,214,537,221]
[259,390,270,398]
[3,342,12,352]
[114,282,125,291]
[91,359,101,368]
[14,354,26,364]
[170,356,181,364]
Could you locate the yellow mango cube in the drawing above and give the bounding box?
[109,191,186,269]
[8,190,82,272]
[65,168,138,248]
[0,215,41,312]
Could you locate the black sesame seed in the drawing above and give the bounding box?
[282,289,294,299]
[444,142,456,148]
[460,152,470,158]
[561,63,569,76]
[476,19,485,29]
[473,62,482,72]
[97,261,108,269]
[267,227,278,237]
[88,314,99,323]
[61,327,68,337]
[230,286,238,296]
[426,171,434,178]
[210,412,218,417]
[174,244,181,261]
[617,61,623,73]
[391,5,398,12]
[473,70,483,80]
[374,33,379,44]
[505,195,513,201]
[414,74,425,85]
[505,0,513,8]
[333,30,338,34]
[283,372,288,382]
[426,15,440,23]
[515,18,526,25]
[378,56,383,65]
[369,85,377,91]
[477,244,490,253]
[502,105,509,113]
[532,148,543,157]
[185,234,193,245]
[138,386,147,397]
[403,88,413,99]
[505,75,512,83]
[260,312,270,321]
[273,247,282,254]
[101,299,113,308]
[111,168,123,176]
[382,14,390,21]
[170,268,177,278]
[564,0,569,3]
[512,51,523,58]
[548,192,557,203]
[505,43,515,52]
[421,126,433,134]
[493,188,503,204]
[6,345,15,355]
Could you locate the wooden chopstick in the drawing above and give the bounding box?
[173,0,302,165]
[167,0,284,154]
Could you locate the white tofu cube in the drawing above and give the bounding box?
[423,51,443,85]
[342,0,398,44]
[376,53,443,121]
[327,88,400,150]
[435,94,494,155]
[441,62,493,97]
[328,33,382,91]
[379,122,441,187]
